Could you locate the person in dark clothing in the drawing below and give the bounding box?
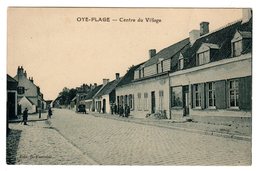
[114,104,117,114]
[48,107,52,119]
[22,108,28,125]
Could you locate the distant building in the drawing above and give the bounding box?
[94,73,121,114]
[14,66,44,113]
[7,74,18,119]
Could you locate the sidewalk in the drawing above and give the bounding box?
[9,112,48,123]
[85,111,251,141]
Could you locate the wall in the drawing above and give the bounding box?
[170,53,251,86]
[116,74,170,118]
[169,53,252,122]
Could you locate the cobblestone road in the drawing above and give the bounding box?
[48,109,251,165]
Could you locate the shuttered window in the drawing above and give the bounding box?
[143,93,149,111]
[137,93,142,111]
[207,82,216,107]
[229,79,239,108]
[194,84,201,107]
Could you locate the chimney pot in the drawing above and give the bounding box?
[200,22,209,36]
[189,30,200,45]
[103,79,109,85]
[149,49,156,58]
[116,73,120,80]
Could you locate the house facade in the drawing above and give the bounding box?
[169,10,252,124]
[115,9,252,123]
[14,66,44,113]
[7,74,18,119]
[94,74,121,114]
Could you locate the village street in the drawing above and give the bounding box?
[8,108,251,165]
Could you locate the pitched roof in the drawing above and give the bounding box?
[116,63,144,87]
[18,96,35,105]
[84,84,103,100]
[95,78,121,98]
[179,19,252,70]
[7,74,18,83]
[144,38,190,67]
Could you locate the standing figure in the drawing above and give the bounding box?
[22,108,28,125]
[48,107,52,119]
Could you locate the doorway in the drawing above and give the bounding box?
[183,86,189,116]
[151,91,156,113]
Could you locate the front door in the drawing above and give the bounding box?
[102,99,106,113]
[151,91,156,113]
[183,86,189,116]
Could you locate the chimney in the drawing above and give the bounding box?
[115,73,120,80]
[200,22,209,36]
[94,83,97,87]
[189,30,200,45]
[24,70,27,78]
[149,49,156,58]
[103,79,109,86]
[242,8,252,24]
[30,77,34,83]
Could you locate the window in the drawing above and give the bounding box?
[143,93,149,111]
[129,94,134,109]
[197,50,210,65]
[157,60,164,73]
[233,40,242,57]
[229,80,239,108]
[171,86,183,107]
[159,90,164,110]
[178,58,184,70]
[17,86,25,94]
[137,93,142,110]
[207,82,216,107]
[194,84,201,107]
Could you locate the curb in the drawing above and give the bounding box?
[9,119,48,123]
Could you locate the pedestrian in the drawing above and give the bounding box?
[22,108,28,125]
[48,107,52,119]
[114,103,117,114]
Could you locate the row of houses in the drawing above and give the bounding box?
[68,9,252,124]
[7,66,48,119]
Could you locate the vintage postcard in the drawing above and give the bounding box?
[6,7,252,165]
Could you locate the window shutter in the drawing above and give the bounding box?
[215,80,227,109]
[205,83,209,108]
[239,76,252,110]
[199,83,205,109]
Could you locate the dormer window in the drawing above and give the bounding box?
[197,50,210,65]
[231,30,252,57]
[178,54,184,70]
[17,86,25,94]
[157,58,164,73]
[196,43,219,66]
[233,40,242,57]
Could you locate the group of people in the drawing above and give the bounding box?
[110,103,130,118]
[22,107,53,125]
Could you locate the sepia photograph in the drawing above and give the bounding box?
[5,6,253,166]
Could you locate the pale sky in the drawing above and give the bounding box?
[7,8,243,100]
